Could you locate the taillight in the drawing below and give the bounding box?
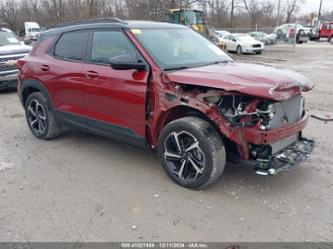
[16,59,26,73]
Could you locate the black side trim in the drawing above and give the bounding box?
[54,110,88,132]
[88,118,147,148]
[54,110,147,148]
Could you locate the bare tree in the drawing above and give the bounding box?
[241,0,275,28]
[0,0,281,32]
[285,0,304,23]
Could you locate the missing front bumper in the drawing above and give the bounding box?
[240,138,314,176]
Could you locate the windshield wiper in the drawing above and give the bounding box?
[201,60,229,67]
[164,66,189,72]
[164,60,230,72]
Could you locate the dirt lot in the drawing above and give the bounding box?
[0,42,332,242]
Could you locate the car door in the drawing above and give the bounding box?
[44,30,89,130]
[223,35,232,51]
[229,35,238,51]
[83,29,149,147]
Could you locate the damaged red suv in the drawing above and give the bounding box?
[17,18,314,189]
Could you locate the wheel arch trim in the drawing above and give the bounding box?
[155,105,222,143]
[20,78,54,109]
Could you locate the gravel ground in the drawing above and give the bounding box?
[0,42,332,242]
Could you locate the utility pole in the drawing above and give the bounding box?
[231,0,234,28]
[277,0,281,26]
[317,0,323,26]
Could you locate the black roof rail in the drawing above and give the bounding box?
[56,17,125,28]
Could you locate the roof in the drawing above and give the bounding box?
[42,18,187,37]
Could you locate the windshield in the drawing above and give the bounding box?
[29,28,40,32]
[237,35,255,41]
[216,31,228,37]
[194,11,204,24]
[133,28,232,70]
[0,31,21,46]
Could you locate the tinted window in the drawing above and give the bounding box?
[54,31,88,61]
[91,31,138,64]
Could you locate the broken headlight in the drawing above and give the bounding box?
[218,95,276,128]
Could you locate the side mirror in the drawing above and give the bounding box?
[110,54,146,71]
[232,39,237,42]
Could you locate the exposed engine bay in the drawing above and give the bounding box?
[200,90,314,175]
[217,94,303,130]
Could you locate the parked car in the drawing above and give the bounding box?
[248,31,276,45]
[222,33,264,54]
[209,30,230,50]
[310,22,333,42]
[17,19,314,189]
[214,30,230,39]
[274,23,309,43]
[0,27,32,90]
[209,33,226,50]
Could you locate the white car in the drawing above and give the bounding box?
[210,30,230,44]
[215,30,230,40]
[274,23,309,43]
[222,33,264,54]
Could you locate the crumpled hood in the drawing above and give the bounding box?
[166,62,314,101]
[0,44,32,56]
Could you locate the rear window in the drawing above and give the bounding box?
[54,31,88,61]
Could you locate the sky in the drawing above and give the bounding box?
[300,0,333,14]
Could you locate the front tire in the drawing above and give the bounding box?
[158,117,226,189]
[25,92,62,139]
[236,45,243,55]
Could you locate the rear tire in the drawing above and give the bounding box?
[328,36,332,43]
[236,45,243,55]
[25,92,62,139]
[158,117,226,189]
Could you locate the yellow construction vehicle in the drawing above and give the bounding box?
[167,9,208,36]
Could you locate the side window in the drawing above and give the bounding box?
[54,31,88,61]
[91,31,138,64]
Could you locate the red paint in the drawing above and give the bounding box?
[82,63,148,136]
[289,28,296,38]
[18,27,314,160]
[166,62,314,101]
[319,22,333,39]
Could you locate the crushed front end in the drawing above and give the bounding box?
[211,92,315,175]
